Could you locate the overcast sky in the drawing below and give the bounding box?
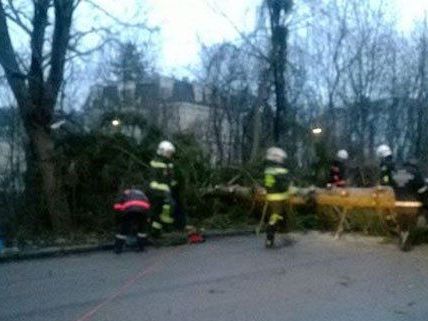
[144,0,259,77]
[4,0,428,96]
[138,0,428,77]
[7,0,428,79]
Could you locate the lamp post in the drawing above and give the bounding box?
[312,127,323,136]
[111,119,121,127]
[311,126,326,184]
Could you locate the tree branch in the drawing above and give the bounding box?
[28,0,50,107]
[204,0,270,62]
[46,0,74,113]
[84,0,158,32]
[0,1,28,107]
[3,0,31,35]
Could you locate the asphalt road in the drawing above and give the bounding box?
[1,232,428,321]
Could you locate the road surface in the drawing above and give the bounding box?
[1,232,428,321]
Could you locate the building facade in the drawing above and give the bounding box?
[83,75,243,164]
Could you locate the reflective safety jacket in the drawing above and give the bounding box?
[380,155,395,186]
[149,156,177,194]
[113,189,151,213]
[264,161,290,202]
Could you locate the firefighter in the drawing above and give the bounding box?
[392,160,427,202]
[376,144,395,186]
[328,149,349,187]
[376,145,428,250]
[113,187,151,254]
[264,147,291,248]
[149,140,177,237]
[392,160,428,250]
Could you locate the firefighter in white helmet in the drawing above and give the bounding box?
[328,149,349,187]
[376,144,394,186]
[375,145,428,250]
[148,140,177,237]
[263,147,290,248]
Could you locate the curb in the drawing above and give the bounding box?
[0,243,113,263]
[204,228,255,239]
[0,228,255,263]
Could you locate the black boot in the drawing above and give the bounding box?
[399,229,412,252]
[265,225,275,248]
[137,234,148,252]
[114,235,126,254]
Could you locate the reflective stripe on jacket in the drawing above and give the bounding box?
[149,157,176,193]
[266,192,290,202]
[264,161,290,196]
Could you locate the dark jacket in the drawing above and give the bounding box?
[329,160,346,187]
[392,162,427,202]
[380,155,395,186]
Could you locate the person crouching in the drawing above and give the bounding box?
[113,188,151,254]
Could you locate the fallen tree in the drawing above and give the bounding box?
[204,184,424,250]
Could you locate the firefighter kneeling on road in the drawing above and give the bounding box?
[264,147,291,248]
[113,187,151,254]
[149,140,176,237]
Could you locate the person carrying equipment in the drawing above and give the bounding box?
[113,187,151,254]
[263,147,291,248]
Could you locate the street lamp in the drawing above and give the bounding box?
[312,127,322,135]
[111,119,121,127]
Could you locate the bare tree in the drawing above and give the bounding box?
[413,16,428,161]
[306,0,350,148]
[0,0,153,233]
[200,42,255,165]
[265,0,293,144]
[0,0,76,233]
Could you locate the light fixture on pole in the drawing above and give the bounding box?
[312,127,322,135]
[111,119,121,127]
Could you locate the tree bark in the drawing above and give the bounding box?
[0,1,74,234]
[267,0,292,144]
[271,25,288,144]
[31,125,71,232]
[250,68,270,162]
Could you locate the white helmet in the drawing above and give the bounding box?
[336,149,349,161]
[157,140,175,158]
[266,147,287,164]
[376,144,392,158]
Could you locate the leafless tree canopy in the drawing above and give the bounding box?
[0,0,154,233]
